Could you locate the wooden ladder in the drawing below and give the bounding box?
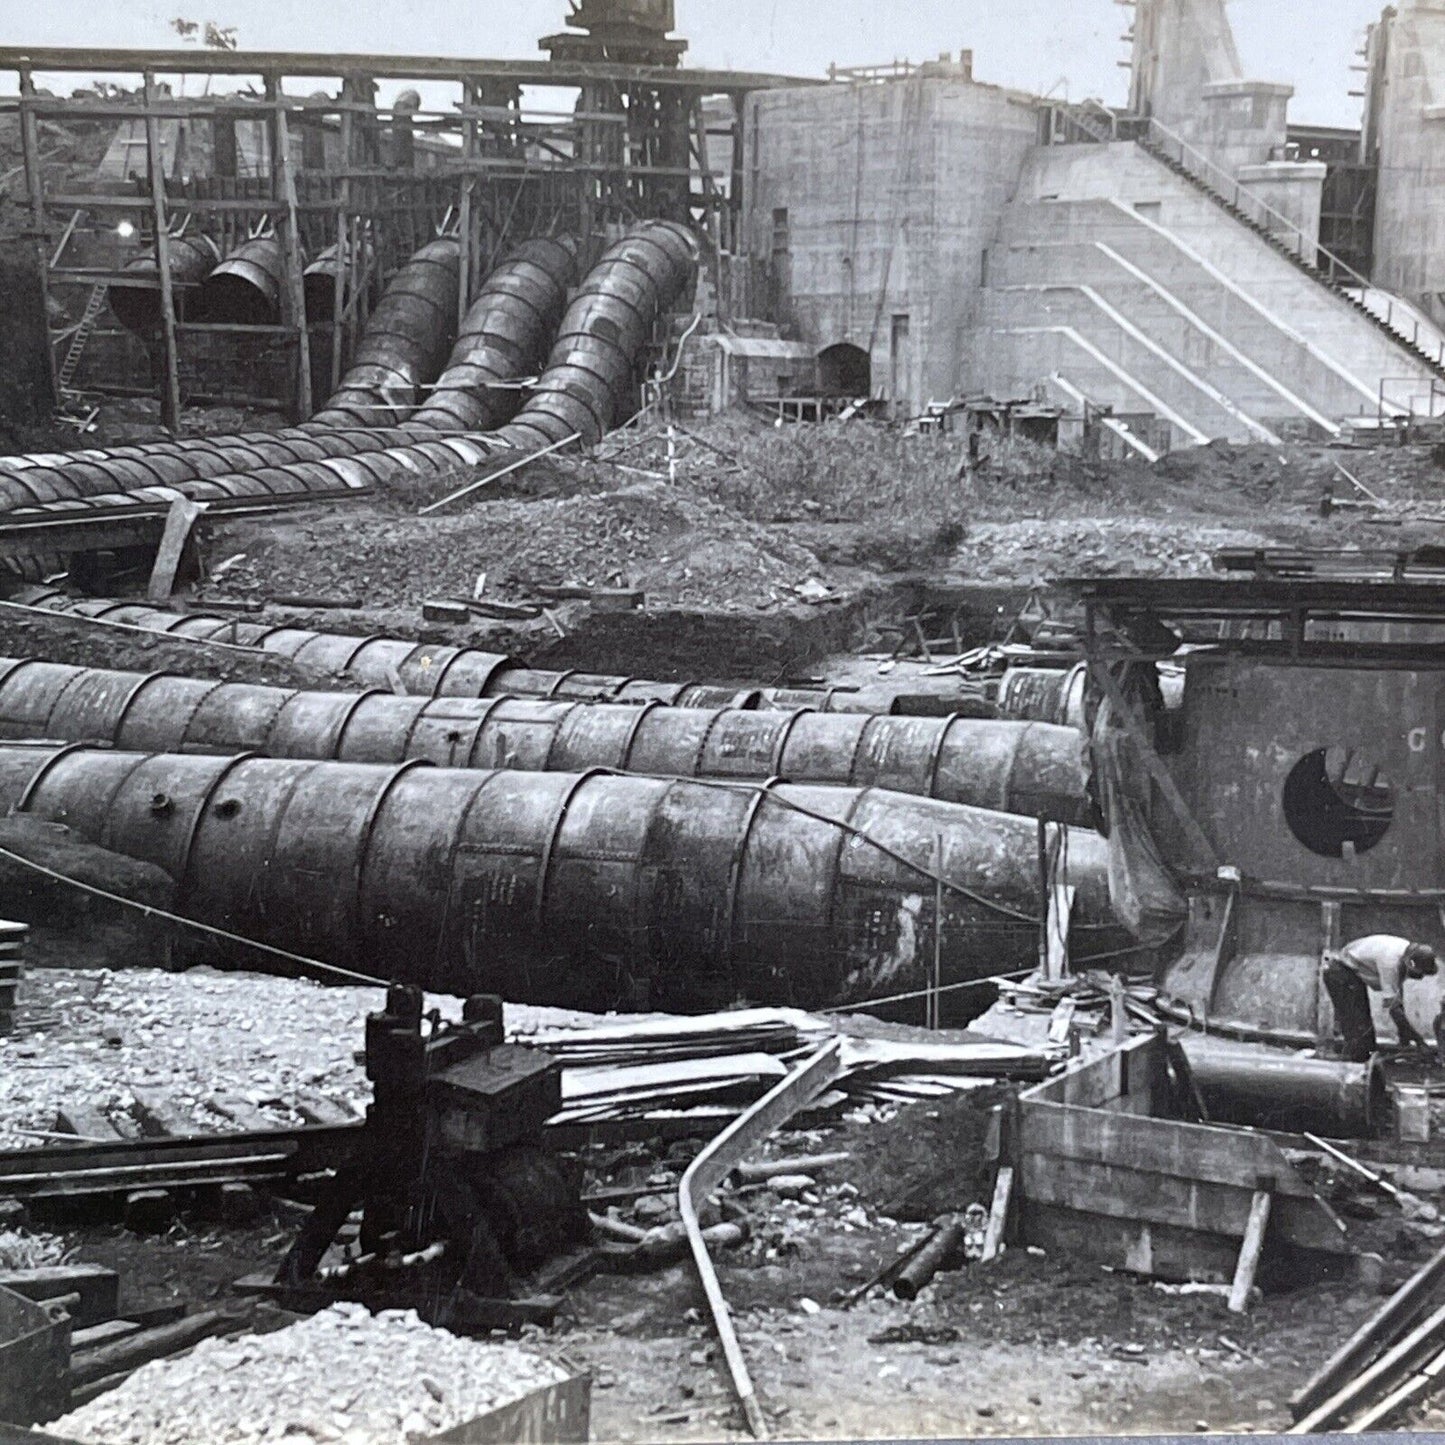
[56,283,109,395]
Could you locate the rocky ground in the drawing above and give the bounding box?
[1,964,1435,1441]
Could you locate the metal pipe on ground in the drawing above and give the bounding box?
[0,659,1093,824]
[0,432,499,521]
[7,589,969,719]
[1181,1038,1386,1138]
[997,664,1088,730]
[108,235,221,335]
[408,237,581,435]
[311,238,461,427]
[0,427,425,512]
[892,1221,965,1300]
[0,745,1115,1012]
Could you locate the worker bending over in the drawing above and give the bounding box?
[1321,935,1438,1062]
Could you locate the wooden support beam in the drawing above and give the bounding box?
[981,1165,1014,1263]
[17,67,59,406]
[1291,1239,1445,1420]
[457,78,478,329]
[146,498,206,601]
[330,78,358,396]
[142,72,182,433]
[1228,1187,1272,1313]
[268,86,312,421]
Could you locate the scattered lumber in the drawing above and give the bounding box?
[69,1310,239,1389]
[1291,1239,1445,1423]
[269,594,361,610]
[0,1125,363,1202]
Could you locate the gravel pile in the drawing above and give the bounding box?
[950,518,1279,582]
[0,967,604,1150]
[51,1303,572,1445]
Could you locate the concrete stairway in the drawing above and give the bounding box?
[972,142,1445,446]
[1137,133,1445,383]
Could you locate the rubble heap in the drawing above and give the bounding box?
[52,1302,571,1445]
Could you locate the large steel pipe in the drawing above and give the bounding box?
[0,427,428,512]
[10,588,910,715]
[312,239,461,427]
[195,237,290,325]
[998,664,1088,730]
[494,221,697,452]
[0,432,500,517]
[409,237,580,434]
[0,745,1115,1011]
[302,239,374,323]
[108,235,222,335]
[0,228,690,527]
[0,659,1092,824]
[0,238,470,511]
[1180,1038,1386,1138]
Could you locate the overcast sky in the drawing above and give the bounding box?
[16,0,1384,128]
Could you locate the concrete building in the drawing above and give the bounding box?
[743,61,1040,415]
[738,0,1445,446]
[1367,1,1445,329]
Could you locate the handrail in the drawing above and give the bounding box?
[1141,116,1445,369]
[1141,117,1363,288]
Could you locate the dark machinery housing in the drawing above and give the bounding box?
[277,988,589,1323]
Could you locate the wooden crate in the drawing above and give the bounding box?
[1015,1033,1352,1283]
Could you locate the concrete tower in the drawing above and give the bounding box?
[1367,1,1445,325]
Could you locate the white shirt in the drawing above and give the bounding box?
[1334,935,1412,1009]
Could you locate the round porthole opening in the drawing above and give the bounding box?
[1282,746,1395,859]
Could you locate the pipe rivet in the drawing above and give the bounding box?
[149,792,173,817]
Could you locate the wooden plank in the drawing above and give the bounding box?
[142,73,182,433]
[204,1093,276,1133]
[1347,1345,1445,1432]
[69,1312,235,1388]
[70,1319,141,1350]
[1019,1152,1345,1253]
[291,1091,357,1127]
[981,1165,1013,1263]
[145,498,206,602]
[1019,1099,1317,1199]
[330,79,356,395]
[1291,1238,1445,1419]
[1045,880,1074,980]
[53,1105,125,1142]
[1023,1201,1239,1284]
[456,78,477,329]
[1291,1299,1445,1434]
[269,92,312,420]
[17,67,59,405]
[0,46,819,93]
[1229,1189,1272,1312]
[1025,1032,1156,1107]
